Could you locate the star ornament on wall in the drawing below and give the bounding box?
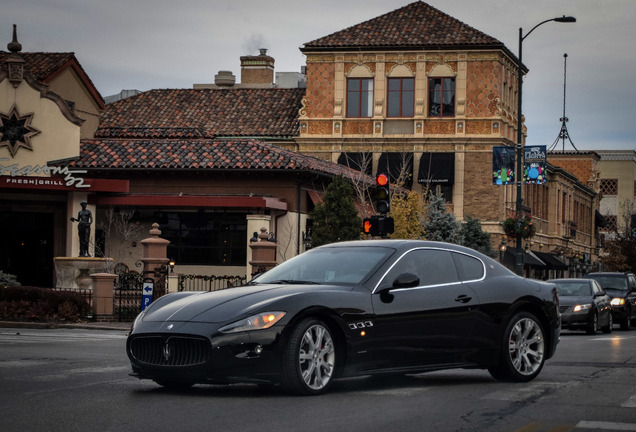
[0,105,41,157]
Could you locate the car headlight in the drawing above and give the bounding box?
[611,298,626,306]
[573,304,592,312]
[219,312,286,334]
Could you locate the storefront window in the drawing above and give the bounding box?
[151,211,247,266]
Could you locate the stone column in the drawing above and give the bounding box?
[90,273,117,321]
[140,223,170,300]
[246,215,272,276]
[249,227,278,277]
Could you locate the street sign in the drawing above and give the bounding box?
[141,278,154,311]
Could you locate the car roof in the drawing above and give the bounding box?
[320,239,489,257]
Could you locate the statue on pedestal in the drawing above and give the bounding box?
[70,201,93,257]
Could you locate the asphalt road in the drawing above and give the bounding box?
[1,326,636,432]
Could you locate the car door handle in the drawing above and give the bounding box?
[455,295,472,304]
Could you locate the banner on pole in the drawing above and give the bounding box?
[492,146,516,185]
[523,145,547,184]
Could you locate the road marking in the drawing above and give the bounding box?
[576,421,636,430]
[622,395,636,408]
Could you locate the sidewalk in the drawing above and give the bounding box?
[0,320,131,332]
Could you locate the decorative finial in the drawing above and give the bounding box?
[7,24,22,53]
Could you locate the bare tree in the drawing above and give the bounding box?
[96,207,144,273]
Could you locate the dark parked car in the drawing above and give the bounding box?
[549,278,613,334]
[584,272,636,330]
[126,240,561,395]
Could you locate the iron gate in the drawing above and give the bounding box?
[114,265,169,322]
[114,272,143,322]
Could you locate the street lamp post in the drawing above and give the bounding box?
[515,15,576,276]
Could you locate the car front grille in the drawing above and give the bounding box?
[129,335,212,366]
[559,306,570,313]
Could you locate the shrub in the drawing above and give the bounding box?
[0,270,21,288]
[0,286,90,322]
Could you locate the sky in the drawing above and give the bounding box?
[2,0,635,151]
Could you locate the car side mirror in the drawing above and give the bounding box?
[393,272,419,289]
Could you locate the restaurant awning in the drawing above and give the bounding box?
[504,249,546,268]
[533,251,568,270]
[418,152,455,185]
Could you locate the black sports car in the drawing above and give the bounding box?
[126,240,560,395]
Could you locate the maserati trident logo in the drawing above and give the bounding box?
[162,340,172,362]
[166,324,174,330]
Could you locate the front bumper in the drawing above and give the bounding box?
[126,324,284,385]
[560,310,593,330]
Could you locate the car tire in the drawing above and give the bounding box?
[602,313,613,334]
[586,313,598,335]
[281,318,336,395]
[488,311,545,382]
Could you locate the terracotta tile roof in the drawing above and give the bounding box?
[301,1,502,51]
[0,51,73,81]
[96,88,305,139]
[70,138,374,183]
[0,51,105,107]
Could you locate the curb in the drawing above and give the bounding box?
[0,321,130,332]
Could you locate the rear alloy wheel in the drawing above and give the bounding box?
[281,318,336,395]
[586,313,598,335]
[489,312,545,382]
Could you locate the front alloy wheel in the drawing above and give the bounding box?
[489,312,546,382]
[281,318,336,395]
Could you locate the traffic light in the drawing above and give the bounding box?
[362,215,394,237]
[375,173,390,214]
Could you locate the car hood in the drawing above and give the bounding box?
[603,288,628,298]
[559,296,593,307]
[140,284,351,324]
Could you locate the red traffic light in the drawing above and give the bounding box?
[376,173,389,187]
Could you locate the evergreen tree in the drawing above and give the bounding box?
[424,191,463,244]
[309,176,362,248]
[461,215,494,256]
[390,190,424,239]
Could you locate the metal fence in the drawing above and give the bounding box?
[178,274,246,292]
[114,272,144,322]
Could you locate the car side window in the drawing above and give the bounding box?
[629,275,636,290]
[451,252,485,281]
[379,249,459,290]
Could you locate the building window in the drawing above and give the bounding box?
[600,215,617,232]
[600,178,618,196]
[150,211,247,266]
[347,78,373,118]
[428,78,455,117]
[378,152,413,189]
[418,152,454,202]
[387,77,414,117]
[337,152,373,176]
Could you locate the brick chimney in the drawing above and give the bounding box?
[240,48,274,87]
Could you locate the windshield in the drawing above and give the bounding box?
[554,281,592,297]
[588,275,628,291]
[253,246,395,285]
